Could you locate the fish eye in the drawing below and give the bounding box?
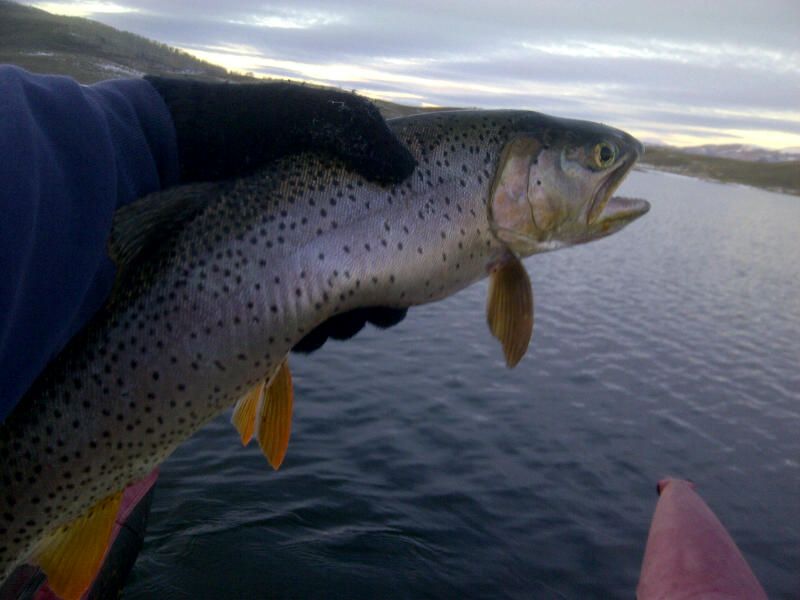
[593,142,617,169]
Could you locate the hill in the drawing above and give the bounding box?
[0,1,432,116]
[0,0,246,82]
[677,143,800,163]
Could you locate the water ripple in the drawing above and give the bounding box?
[124,171,799,599]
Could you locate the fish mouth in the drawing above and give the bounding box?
[587,147,640,225]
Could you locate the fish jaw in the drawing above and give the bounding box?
[579,144,649,241]
[581,196,650,242]
[585,139,642,226]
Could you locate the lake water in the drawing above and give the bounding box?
[122,169,800,599]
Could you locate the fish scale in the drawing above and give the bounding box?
[0,109,648,592]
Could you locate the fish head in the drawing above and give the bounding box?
[488,114,650,256]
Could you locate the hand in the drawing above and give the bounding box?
[145,76,416,184]
[292,307,408,354]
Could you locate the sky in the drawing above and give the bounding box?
[26,0,800,149]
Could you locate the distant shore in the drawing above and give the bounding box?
[638,146,800,197]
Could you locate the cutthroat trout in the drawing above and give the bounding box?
[0,110,648,597]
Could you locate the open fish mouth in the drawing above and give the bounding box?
[587,147,641,225]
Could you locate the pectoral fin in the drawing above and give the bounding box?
[256,358,294,470]
[486,254,534,368]
[232,380,265,446]
[33,491,123,600]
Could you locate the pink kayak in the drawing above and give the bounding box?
[637,478,767,599]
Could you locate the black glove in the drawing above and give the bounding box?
[293,307,408,354]
[145,76,416,184]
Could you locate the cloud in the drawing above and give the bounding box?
[23,0,800,148]
[33,1,138,16]
[226,8,343,30]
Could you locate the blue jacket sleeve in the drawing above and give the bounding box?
[0,66,179,421]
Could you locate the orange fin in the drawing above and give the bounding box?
[231,379,265,445]
[33,491,123,600]
[256,358,294,470]
[486,254,534,368]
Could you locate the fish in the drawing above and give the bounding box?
[0,109,649,598]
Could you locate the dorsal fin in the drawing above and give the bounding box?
[33,491,123,600]
[108,181,224,276]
